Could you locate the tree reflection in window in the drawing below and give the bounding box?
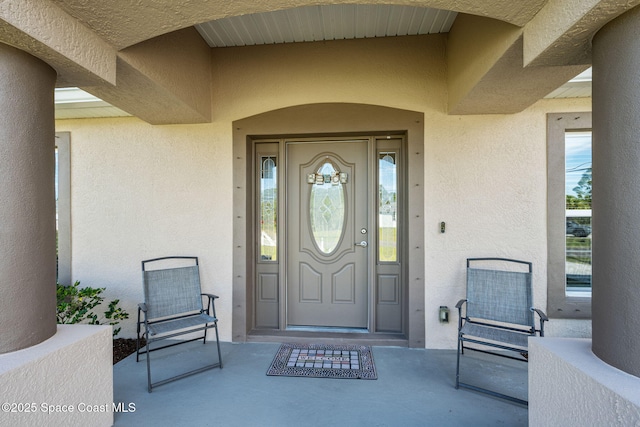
[310,161,345,254]
[260,156,277,261]
[565,131,592,295]
[379,152,397,262]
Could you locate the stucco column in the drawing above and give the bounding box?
[0,43,57,353]
[591,6,640,378]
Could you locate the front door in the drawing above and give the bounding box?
[286,139,369,328]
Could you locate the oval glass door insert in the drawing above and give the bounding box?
[310,162,345,254]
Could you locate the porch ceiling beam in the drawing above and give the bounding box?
[80,28,212,125]
[0,0,116,87]
[447,14,588,115]
[523,0,640,67]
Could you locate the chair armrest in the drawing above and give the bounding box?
[532,308,549,337]
[533,308,548,322]
[201,293,219,300]
[137,303,147,334]
[201,293,219,318]
[455,299,467,329]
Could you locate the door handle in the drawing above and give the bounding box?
[355,241,368,248]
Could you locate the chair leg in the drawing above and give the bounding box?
[145,338,153,393]
[214,322,223,369]
[136,312,141,362]
[455,336,462,389]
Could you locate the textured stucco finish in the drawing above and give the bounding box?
[0,325,113,427]
[83,27,213,125]
[0,43,57,353]
[447,14,522,113]
[0,0,117,86]
[530,338,640,426]
[447,15,588,114]
[55,117,233,340]
[423,98,592,348]
[523,0,640,67]
[592,5,640,378]
[2,0,635,121]
[49,0,548,50]
[212,35,446,120]
[55,31,591,347]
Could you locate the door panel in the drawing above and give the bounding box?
[287,140,368,328]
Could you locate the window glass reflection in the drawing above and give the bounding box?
[379,152,397,262]
[310,162,345,254]
[565,131,592,295]
[260,156,277,261]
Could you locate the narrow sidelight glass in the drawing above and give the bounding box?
[379,152,397,262]
[260,156,277,261]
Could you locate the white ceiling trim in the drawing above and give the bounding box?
[54,87,102,104]
[54,88,130,119]
[195,4,457,48]
[545,67,592,99]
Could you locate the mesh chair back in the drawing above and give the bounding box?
[466,267,533,327]
[143,265,203,319]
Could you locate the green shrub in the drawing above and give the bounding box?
[56,281,129,337]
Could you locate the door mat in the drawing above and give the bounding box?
[266,343,377,379]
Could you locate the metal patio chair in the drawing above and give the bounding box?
[136,256,222,392]
[455,257,548,405]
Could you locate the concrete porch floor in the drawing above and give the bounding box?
[113,341,528,426]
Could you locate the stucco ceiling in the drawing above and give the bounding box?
[48,0,548,50]
[55,3,462,119]
[52,2,594,120]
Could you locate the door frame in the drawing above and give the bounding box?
[232,103,425,347]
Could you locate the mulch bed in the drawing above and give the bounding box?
[113,338,144,365]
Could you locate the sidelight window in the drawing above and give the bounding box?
[378,152,398,262]
[260,155,278,261]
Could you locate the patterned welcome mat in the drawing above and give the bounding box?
[266,343,377,380]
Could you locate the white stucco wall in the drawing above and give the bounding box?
[530,338,640,425]
[0,325,112,427]
[55,34,592,346]
[55,118,233,339]
[424,98,592,348]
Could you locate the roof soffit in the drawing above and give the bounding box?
[50,0,547,50]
